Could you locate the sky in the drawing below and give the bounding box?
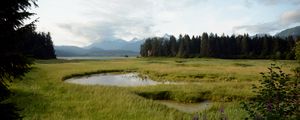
[30,0,300,47]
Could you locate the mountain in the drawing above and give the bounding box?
[55,46,138,57]
[86,39,128,50]
[276,26,300,38]
[120,38,144,52]
[55,46,88,56]
[162,33,172,39]
[86,38,144,52]
[55,34,175,57]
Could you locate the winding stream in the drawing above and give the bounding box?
[65,72,212,112]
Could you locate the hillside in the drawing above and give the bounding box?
[276,26,300,38]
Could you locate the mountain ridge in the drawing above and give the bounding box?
[276,26,300,38]
[55,45,139,57]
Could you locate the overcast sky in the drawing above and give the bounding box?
[31,0,300,47]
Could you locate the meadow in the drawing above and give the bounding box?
[7,58,296,120]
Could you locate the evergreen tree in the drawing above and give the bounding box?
[200,32,209,57]
[190,36,196,55]
[0,0,37,119]
[20,31,56,59]
[169,35,177,57]
[196,36,201,56]
[177,34,184,57]
[139,33,295,60]
[241,34,249,56]
[207,33,215,57]
[261,36,270,58]
[183,34,191,57]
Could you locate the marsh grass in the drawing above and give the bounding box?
[7,58,296,119]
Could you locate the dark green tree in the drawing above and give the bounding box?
[169,35,177,57]
[0,0,37,119]
[207,33,215,57]
[177,34,184,57]
[20,31,56,59]
[241,34,249,56]
[139,33,295,59]
[190,35,201,56]
[182,34,191,57]
[200,32,209,57]
[140,38,152,56]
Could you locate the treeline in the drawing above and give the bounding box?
[140,33,296,59]
[20,31,56,59]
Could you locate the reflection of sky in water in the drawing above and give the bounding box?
[157,100,212,113]
[66,73,160,86]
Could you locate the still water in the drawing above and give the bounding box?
[157,100,212,113]
[65,73,212,112]
[65,73,173,87]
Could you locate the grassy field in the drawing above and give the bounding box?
[7,58,296,120]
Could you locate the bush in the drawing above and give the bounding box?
[241,64,299,120]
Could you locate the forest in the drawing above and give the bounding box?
[140,33,296,59]
[20,31,56,59]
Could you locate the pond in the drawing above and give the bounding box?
[65,73,211,113]
[156,100,212,113]
[65,73,174,87]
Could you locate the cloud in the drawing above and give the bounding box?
[263,0,300,5]
[57,0,205,43]
[58,19,155,43]
[58,0,157,42]
[233,9,300,34]
[280,9,300,24]
[37,0,299,46]
[233,22,283,34]
[251,0,300,5]
[243,0,300,8]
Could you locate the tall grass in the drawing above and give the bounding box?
[7,58,296,119]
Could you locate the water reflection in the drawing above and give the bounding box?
[65,73,168,87]
[156,100,212,113]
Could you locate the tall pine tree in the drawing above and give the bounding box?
[0,0,37,119]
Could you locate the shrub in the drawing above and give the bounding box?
[241,64,299,120]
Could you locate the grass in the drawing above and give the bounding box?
[7,58,296,120]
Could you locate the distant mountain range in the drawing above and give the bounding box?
[55,26,300,57]
[86,38,143,52]
[55,45,139,57]
[251,26,300,38]
[54,34,173,57]
[55,38,144,57]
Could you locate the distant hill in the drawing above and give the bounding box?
[55,37,145,57]
[55,46,88,56]
[87,38,144,52]
[54,46,138,57]
[276,26,300,38]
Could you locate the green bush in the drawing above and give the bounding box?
[242,64,299,120]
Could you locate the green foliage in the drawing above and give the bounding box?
[20,31,56,59]
[242,64,299,120]
[140,33,295,59]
